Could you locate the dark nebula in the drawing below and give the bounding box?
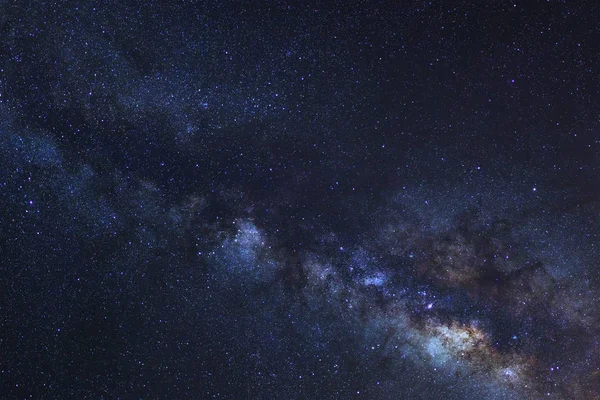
[1,1,599,399]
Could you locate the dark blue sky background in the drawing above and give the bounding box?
[1,1,599,399]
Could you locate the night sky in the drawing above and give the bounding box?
[1,1,599,399]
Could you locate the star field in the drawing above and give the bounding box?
[1,1,599,399]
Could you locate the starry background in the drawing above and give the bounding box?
[1,1,599,399]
